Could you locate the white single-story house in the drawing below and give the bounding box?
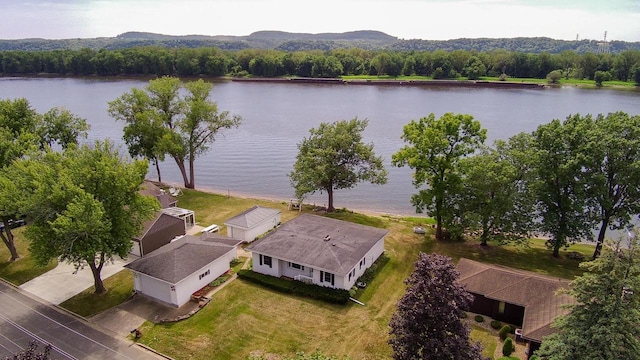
[224,205,281,243]
[125,233,242,307]
[246,213,388,290]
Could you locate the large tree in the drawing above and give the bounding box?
[388,252,484,360]
[0,98,88,261]
[289,118,387,212]
[530,115,594,257]
[458,135,536,246]
[392,113,486,240]
[584,112,640,259]
[535,233,640,360]
[108,76,241,189]
[10,140,157,293]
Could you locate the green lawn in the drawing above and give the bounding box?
[0,227,56,285]
[2,188,596,359]
[59,270,134,317]
[131,194,589,360]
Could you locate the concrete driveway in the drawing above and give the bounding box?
[19,256,137,305]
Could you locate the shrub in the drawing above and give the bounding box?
[474,315,484,322]
[499,325,511,340]
[509,324,517,333]
[490,320,502,329]
[355,253,389,285]
[237,269,350,304]
[502,337,515,356]
[546,70,562,84]
[498,73,508,81]
[529,356,540,360]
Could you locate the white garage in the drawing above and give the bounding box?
[125,234,242,307]
[224,206,281,243]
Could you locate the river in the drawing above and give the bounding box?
[1,77,640,216]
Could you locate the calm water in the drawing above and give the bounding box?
[2,77,640,215]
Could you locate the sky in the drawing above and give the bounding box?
[1,0,639,42]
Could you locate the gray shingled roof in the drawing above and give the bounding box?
[224,206,280,229]
[246,213,388,275]
[125,236,236,284]
[139,181,177,208]
[456,258,574,342]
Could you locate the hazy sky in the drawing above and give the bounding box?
[2,0,639,41]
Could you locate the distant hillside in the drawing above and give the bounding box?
[1,31,639,53]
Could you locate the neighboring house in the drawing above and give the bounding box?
[131,212,185,257]
[246,213,388,290]
[125,233,243,307]
[139,181,177,208]
[456,258,574,357]
[224,205,281,243]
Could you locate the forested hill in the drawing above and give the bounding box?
[2,31,639,53]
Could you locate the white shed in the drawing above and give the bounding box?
[124,234,242,307]
[224,206,281,243]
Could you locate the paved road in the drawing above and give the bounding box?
[0,281,165,360]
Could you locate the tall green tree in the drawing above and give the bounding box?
[585,112,640,259]
[458,135,535,246]
[392,113,486,240]
[530,115,593,257]
[535,232,640,360]
[289,118,387,212]
[108,87,168,182]
[109,77,241,189]
[10,141,158,293]
[388,252,484,360]
[0,98,88,261]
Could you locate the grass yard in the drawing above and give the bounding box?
[0,227,56,285]
[59,270,134,317]
[134,192,591,360]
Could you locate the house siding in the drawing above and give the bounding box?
[251,236,385,290]
[133,247,236,307]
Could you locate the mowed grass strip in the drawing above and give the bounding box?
[0,227,56,285]
[59,270,134,317]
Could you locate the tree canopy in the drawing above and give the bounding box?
[392,113,486,240]
[109,76,241,189]
[0,98,88,261]
[388,252,484,360]
[289,118,387,212]
[8,140,158,293]
[535,232,640,359]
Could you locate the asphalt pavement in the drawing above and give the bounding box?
[0,280,166,360]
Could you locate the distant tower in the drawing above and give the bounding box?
[597,31,610,54]
[576,34,579,41]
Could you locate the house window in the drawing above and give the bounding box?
[323,271,334,286]
[348,268,355,281]
[498,301,506,314]
[288,262,304,270]
[198,269,210,280]
[263,255,272,268]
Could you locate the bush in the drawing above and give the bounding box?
[355,253,389,285]
[502,337,515,356]
[499,325,511,340]
[546,70,562,84]
[509,324,517,334]
[474,315,484,322]
[237,269,350,304]
[490,320,502,329]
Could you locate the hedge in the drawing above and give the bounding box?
[237,269,350,304]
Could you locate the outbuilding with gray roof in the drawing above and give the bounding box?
[224,205,281,243]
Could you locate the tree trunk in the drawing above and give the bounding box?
[0,228,19,261]
[87,254,106,294]
[552,235,562,258]
[154,158,162,183]
[480,220,489,246]
[173,157,190,189]
[187,157,195,189]
[327,187,334,212]
[592,218,609,260]
[435,215,443,241]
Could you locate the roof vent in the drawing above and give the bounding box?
[324,235,331,241]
